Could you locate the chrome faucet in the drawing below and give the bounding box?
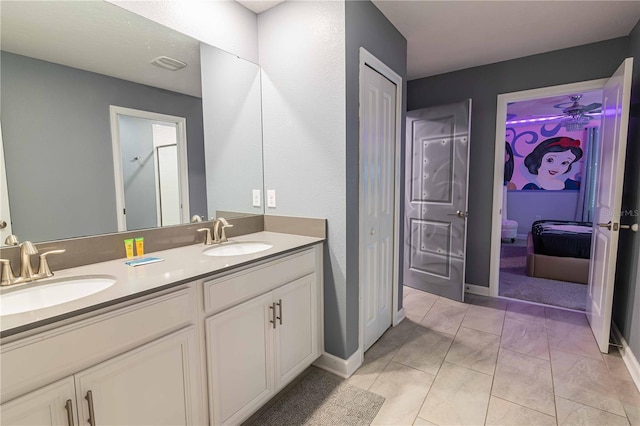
[213,217,233,243]
[0,241,66,286]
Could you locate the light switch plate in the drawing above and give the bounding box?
[267,190,276,208]
[252,189,261,207]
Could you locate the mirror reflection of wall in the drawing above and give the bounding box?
[0,1,264,244]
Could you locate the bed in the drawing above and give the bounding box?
[526,220,592,284]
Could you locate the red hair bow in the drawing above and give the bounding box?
[548,137,580,148]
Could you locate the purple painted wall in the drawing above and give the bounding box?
[505,190,579,235]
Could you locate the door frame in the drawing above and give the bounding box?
[489,78,607,297]
[358,47,403,361]
[109,106,190,231]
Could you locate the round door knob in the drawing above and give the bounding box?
[0,220,6,230]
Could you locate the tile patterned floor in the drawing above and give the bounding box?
[348,286,640,425]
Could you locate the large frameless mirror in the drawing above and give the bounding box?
[0,0,264,245]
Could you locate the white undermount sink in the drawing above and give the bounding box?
[203,242,273,257]
[0,275,116,316]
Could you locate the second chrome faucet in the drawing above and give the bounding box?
[198,217,234,246]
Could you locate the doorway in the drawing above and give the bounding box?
[358,48,403,353]
[490,58,634,353]
[497,89,603,311]
[109,106,190,232]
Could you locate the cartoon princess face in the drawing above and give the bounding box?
[537,150,577,179]
[523,137,583,190]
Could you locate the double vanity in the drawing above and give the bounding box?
[0,227,324,425]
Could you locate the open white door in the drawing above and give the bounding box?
[587,58,633,353]
[0,123,13,241]
[404,100,472,301]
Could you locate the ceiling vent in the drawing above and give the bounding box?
[151,56,187,71]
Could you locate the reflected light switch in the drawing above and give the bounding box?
[267,190,276,208]
[252,190,261,207]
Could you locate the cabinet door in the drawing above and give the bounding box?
[74,327,199,426]
[206,292,274,425]
[0,377,77,426]
[274,273,318,389]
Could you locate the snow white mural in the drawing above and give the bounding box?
[522,137,583,190]
[505,121,586,191]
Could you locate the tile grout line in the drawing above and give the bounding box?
[543,307,560,425]
[483,299,510,425]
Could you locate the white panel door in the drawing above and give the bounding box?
[361,65,396,351]
[274,274,318,388]
[0,377,77,426]
[0,123,13,240]
[207,292,274,425]
[587,58,633,353]
[75,327,199,426]
[404,100,472,301]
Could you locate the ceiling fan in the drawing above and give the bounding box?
[560,94,602,131]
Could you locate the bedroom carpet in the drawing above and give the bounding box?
[499,244,587,311]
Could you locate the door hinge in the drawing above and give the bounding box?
[123,208,126,215]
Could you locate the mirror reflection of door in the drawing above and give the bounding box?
[0,122,14,241]
[110,106,189,232]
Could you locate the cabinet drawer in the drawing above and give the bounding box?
[1,288,194,403]
[203,248,317,315]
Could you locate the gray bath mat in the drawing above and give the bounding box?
[243,368,385,426]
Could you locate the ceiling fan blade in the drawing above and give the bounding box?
[580,103,602,112]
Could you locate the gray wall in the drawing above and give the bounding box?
[407,38,629,287]
[346,0,407,356]
[613,19,640,358]
[1,52,206,242]
[507,191,580,235]
[258,1,348,360]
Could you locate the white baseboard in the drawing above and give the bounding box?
[313,349,362,379]
[394,307,406,326]
[465,283,490,296]
[612,322,640,392]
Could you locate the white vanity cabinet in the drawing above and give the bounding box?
[0,377,77,426]
[74,327,199,426]
[204,246,322,425]
[1,328,199,426]
[1,287,204,425]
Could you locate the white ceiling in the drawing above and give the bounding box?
[371,1,640,80]
[3,1,639,94]
[1,1,202,97]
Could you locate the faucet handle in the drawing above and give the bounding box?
[219,219,233,243]
[0,259,17,286]
[197,228,213,245]
[4,235,19,246]
[37,249,66,278]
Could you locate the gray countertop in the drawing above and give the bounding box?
[0,231,324,337]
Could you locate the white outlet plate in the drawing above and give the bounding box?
[267,190,276,208]
[252,189,261,207]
